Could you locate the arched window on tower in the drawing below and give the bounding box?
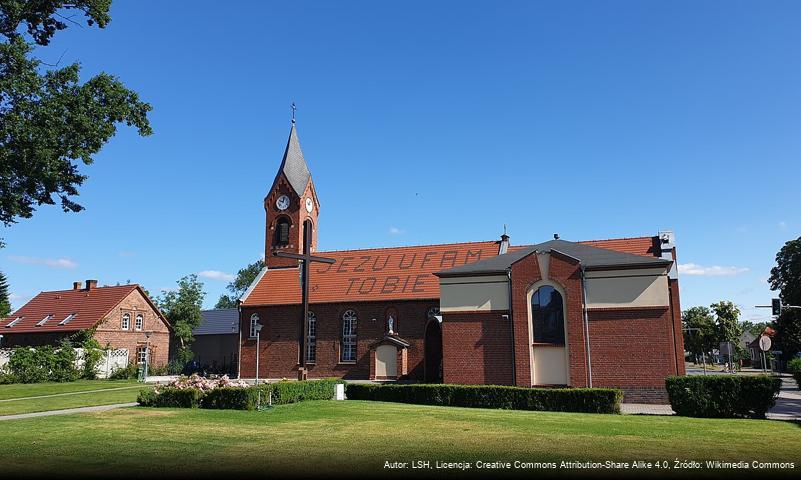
[531,285,565,345]
[275,217,290,246]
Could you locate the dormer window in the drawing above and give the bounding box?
[36,314,54,326]
[59,313,77,325]
[275,217,290,246]
[6,316,23,328]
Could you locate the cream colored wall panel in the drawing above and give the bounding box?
[375,345,397,378]
[439,279,509,312]
[532,347,568,385]
[586,274,668,308]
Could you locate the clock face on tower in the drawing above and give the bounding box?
[305,197,314,213]
[276,195,290,211]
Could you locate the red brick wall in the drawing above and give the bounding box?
[240,299,438,380]
[93,289,170,366]
[264,175,319,269]
[586,307,676,390]
[441,310,514,385]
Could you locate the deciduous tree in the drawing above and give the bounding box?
[0,1,152,227]
[215,260,264,309]
[769,236,801,358]
[156,275,205,365]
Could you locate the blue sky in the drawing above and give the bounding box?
[2,1,799,322]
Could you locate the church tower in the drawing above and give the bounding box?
[264,121,320,269]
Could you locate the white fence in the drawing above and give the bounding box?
[0,347,129,379]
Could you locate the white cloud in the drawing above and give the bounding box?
[8,255,77,269]
[197,270,236,282]
[678,263,749,277]
[389,226,405,235]
[778,221,788,230]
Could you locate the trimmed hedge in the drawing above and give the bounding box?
[345,384,623,414]
[138,379,343,410]
[137,387,204,408]
[666,375,782,419]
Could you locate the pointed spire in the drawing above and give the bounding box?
[274,121,311,196]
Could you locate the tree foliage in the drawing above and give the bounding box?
[156,275,205,364]
[0,0,111,46]
[215,259,264,309]
[682,306,717,361]
[0,1,152,226]
[769,236,801,359]
[711,301,743,344]
[0,270,10,317]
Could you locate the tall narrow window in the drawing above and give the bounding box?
[306,312,317,363]
[341,310,357,362]
[275,217,290,246]
[250,313,260,339]
[136,346,148,365]
[122,313,130,330]
[135,314,143,331]
[531,285,565,345]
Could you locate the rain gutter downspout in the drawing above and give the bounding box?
[507,268,516,386]
[580,265,593,388]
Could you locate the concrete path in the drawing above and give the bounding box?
[0,385,142,403]
[0,402,138,421]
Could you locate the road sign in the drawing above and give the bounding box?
[759,335,772,352]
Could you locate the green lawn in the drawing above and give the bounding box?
[0,400,799,477]
[0,380,144,415]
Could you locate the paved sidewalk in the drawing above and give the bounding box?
[621,403,674,415]
[0,402,137,421]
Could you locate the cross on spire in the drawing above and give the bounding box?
[291,102,297,124]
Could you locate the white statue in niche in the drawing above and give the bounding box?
[387,315,395,335]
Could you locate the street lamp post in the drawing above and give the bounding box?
[254,323,263,386]
[144,331,153,380]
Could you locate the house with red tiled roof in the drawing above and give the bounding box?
[237,122,684,403]
[1,280,170,367]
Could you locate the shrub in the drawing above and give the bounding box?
[142,386,204,408]
[139,378,344,410]
[137,388,158,406]
[666,375,782,419]
[262,379,343,405]
[51,340,80,382]
[202,387,258,410]
[7,344,79,383]
[345,384,622,414]
[788,358,801,389]
[109,363,139,380]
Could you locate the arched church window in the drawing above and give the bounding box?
[275,217,290,246]
[341,310,357,362]
[426,307,440,321]
[531,285,565,345]
[306,312,317,363]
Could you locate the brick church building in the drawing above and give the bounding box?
[238,122,685,402]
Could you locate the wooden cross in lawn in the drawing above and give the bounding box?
[273,221,335,371]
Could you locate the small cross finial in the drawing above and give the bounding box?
[291,102,297,125]
[503,224,507,235]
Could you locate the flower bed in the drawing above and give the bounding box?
[138,375,342,410]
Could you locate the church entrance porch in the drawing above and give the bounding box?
[369,336,410,380]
